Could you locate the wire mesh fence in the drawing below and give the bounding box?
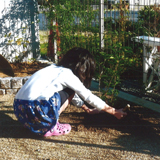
[38,0,160,101]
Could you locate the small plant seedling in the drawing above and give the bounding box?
[123,104,130,112]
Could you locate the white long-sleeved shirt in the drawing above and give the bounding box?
[15,64,106,110]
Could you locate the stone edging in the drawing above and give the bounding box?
[0,76,30,95]
[0,59,53,95]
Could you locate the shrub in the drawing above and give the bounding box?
[138,5,160,36]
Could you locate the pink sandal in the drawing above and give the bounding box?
[44,122,71,137]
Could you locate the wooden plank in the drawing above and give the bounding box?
[117,90,160,113]
[90,80,160,113]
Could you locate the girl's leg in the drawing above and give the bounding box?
[59,93,74,115]
[58,88,75,115]
[44,88,74,137]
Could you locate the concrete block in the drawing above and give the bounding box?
[0,77,11,89]
[11,77,23,89]
[0,89,5,95]
[23,76,30,84]
[6,89,18,95]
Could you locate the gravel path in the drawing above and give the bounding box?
[0,95,160,160]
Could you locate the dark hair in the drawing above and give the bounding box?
[58,47,96,88]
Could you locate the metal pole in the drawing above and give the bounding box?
[100,0,104,50]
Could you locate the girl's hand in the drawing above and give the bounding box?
[102,105,127,119]
[114,108,127,119]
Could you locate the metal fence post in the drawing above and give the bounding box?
[100,0,104,50]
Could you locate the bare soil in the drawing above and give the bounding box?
[0,62,50,78]
[0,62,160,159]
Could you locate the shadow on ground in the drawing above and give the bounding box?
[0,99,160,157]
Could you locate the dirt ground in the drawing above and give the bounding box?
[0,62,50,78]
[0,62,160,159]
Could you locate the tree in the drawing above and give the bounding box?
[39,0,95,61]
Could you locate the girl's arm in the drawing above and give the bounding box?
[81,104,104,114]
[101,104,127,119]
[81,104,127,119]
[63,69,127,115]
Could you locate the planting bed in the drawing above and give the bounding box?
[0,61,49,78]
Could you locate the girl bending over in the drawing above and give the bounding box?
[13,47,127,136]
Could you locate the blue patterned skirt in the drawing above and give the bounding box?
[13,93,61,135]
